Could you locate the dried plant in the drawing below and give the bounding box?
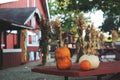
[111,30,118,47]
[52,18,63,47]
[75,17,105,62]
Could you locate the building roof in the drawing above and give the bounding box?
[0,7,41,30]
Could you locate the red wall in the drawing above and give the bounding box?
[2,52,21,69]
[27,46,39,53]
[36,0,46,18]
[0,0,27,8]
[0,0,46,18]
[6,34,17,49]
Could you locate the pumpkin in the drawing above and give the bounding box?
[55,46,72,70]
[56,57,72,70]
[79,54,100,69]
[79,60,91,71]
[55,46,71,58]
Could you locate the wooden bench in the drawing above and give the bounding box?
[31,61,120,80]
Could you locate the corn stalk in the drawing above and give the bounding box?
[39,17,51,65]
[52,18,64,47]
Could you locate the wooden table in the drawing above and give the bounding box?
[31,61,120,80]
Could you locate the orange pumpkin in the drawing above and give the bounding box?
[55,46,71,58]
[56,57,72,70]
[79,60,91,71]
[55,46,72,70]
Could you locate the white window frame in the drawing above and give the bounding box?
[27,31,39,47]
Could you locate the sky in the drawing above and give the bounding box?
[85,10,112,37]
[85,10,104,29]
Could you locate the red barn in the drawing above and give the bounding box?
[0,0,49,69]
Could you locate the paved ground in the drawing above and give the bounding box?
[0,54,110,80]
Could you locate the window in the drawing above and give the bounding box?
[29,35,38,44]
[27,34,39,46]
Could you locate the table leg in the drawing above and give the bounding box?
[108,73,120,80]
[64,76,68,80]
[97,75,102,80]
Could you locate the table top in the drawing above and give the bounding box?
[31,61,120,77]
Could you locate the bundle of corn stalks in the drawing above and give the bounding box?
[51,18,63,47]
[75,14,87,62]
[75,15,105,62]
[111,30,118,47]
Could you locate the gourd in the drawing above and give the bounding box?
[79,60,91,71]
[79,54,100,69]
[55,46,72,70]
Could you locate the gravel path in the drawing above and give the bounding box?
[0,55,109,80]
[0,60,64,80]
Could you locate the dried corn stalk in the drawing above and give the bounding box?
[52,18,63,47]
[111,30,118,47]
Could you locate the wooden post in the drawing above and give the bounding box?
[64,76,68,80]
[0,30,2,68]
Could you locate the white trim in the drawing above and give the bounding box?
[2,49,22,53]
[24,8,41,25]
[31,17,36,29]
[27,0,30,7]
[1,44,5,47]
[0,0,18,4]
[46,0,50,20]
[11,23,33,29]
[27,44,39,47]
[33,0,36,7]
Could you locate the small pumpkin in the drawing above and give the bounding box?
[79,54,100,69]
[79,60,91,71]
[56,57,72,70]
[55,46,72,70]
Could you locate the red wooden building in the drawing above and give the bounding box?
[0,0,49,69]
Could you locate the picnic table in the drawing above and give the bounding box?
[31,61,120,80]
[98,48,120,60]
[98,48,118,55]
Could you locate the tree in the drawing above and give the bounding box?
[99,15,119,32]
[48,0,91,32]
[61,0,120,15]
[55,0,120,32]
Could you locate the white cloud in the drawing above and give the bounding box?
[85,10,104,29]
